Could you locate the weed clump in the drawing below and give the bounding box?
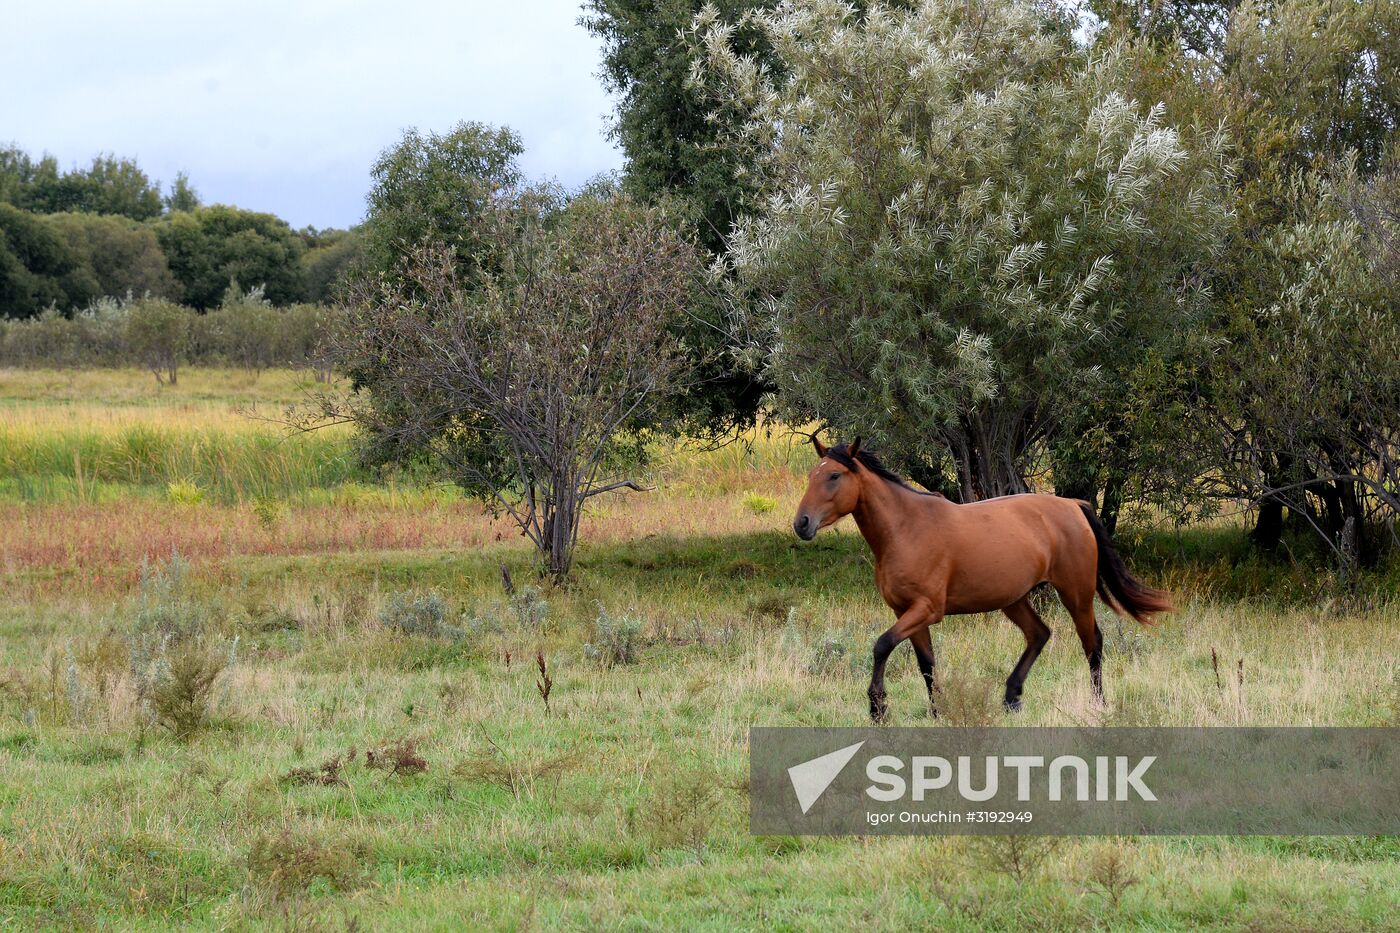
[510,585,549,630]
[968,835,1059,886]
[936,673,1005,726]
[165,479,205,505]
[365,738,428,777]
[742,492,777,514]
[806,629,858,677]
[251,496,286,533]
[133,552,210,641]
[377,590,463,641]
[585,607,644,667]
[1084,840,1141,908]
[642,761,726,863]
[142,640,228,741]
[281,751,352,788]
[453,742,579,798]
[246,829,362,899]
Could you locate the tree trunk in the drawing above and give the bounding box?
[1251,498,1284,550]
[1099,473,1124,537]
[949,424,1029,501]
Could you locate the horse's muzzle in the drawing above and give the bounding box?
[793,513,818,541]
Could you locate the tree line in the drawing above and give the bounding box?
[0,288,342,384]
[0,146,361,316]
[335,0,1398,578]
[4,0,1397,582]
[572,0,1400,570]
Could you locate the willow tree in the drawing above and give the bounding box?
[695,0,1230,501]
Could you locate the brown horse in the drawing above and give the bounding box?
[793,437,1172,721]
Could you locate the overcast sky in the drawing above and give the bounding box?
[6,0,625,230]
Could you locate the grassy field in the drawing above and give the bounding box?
[1,368,1397,930]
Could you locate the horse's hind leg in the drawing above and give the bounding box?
[1057,585,1105,704]
[909,626,940,717]
[1002,597,1051,712]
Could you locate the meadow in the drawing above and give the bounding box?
[1,367,1397,931]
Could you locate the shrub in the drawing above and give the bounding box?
[144,640,226,740]
[642,761,725,862]
[509,586,549,630]
[377,591,463,640]
[126,297,192,384]
[246,829,362,899]
[584,607,644,667]
[131,552,210,641]
[365,738,428,776]
[806,629,856,677]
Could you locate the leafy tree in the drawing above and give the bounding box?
[127,297,194,385]
[697,0,1230,500]
[165,171,201,213]
[583,0,779,439]
[44,212,180,302]
[1197,0,1400,547]
[360,122,525,285]
[336,191,701,580]
[0,145,57,206]
[1087,0,1239,63]
[301,228,362,302]
[199,285,283,373]
[1203,182,1400,565]
[152,205,307,309]
[0,203,90,317]
[1226,0,1400,179]
[582,0,778,256]
[18,154,164,220]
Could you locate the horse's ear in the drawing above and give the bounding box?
[812,435,828,458]
[848,437,862,460]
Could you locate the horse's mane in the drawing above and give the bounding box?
[825,443,944,497]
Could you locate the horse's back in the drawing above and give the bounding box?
[935,494,1096,613]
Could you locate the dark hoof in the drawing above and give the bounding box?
[1003,698,1023,713]
[869,692,889,724]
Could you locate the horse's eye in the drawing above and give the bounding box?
[829,472,841,481]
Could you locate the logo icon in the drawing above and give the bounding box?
[787,741,865,814]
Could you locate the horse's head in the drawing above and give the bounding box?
[793,435,863,540]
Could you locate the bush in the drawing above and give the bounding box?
[127,297,193,384]
[377,590,463,640]
[131,553,210,641]
[584,607,644,667]
[144,639,227,740]
[509,586,549,630]
[245,829,362,899]
[0,291,345,378]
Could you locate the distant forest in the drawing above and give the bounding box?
[0,145,360,317]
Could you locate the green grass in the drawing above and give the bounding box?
[2,534,1397,929]
[1,367,1397,929]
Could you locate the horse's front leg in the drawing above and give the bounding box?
[869,602,940,724]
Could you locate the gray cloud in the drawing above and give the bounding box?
[6,0,624,228]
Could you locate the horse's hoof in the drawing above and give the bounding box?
[1003,698,1022,713]
[869,694,889,723]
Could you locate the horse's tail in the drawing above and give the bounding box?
[1078,502,1173,624]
